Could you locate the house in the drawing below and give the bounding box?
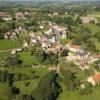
[49,36,56,43]
[48,14,52,17]
[15,12,25,20]
[87,73,100,86]
[66,44,82,53]
[23,40,29,48]
[53,12,58,16]
[48,67,57,72]
[44,28,53,35]
[65,12,68,15]
[30,37,37,45]
[29,32,35,38]
[10,32,17,40]
[51,25,67,39]
[16,48,23,52]
[11,49,17,54]
[94,54,100,59]
[39,25,44,29]
[41,39,51,49]
[60,30,67,39]
[4,32,11,39]
[47,42,61,54]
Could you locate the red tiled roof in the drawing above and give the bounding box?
[93,73,100,83]
[70,44,81,49]
[94,55,100,59]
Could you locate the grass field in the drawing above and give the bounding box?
[0,39,21,50]
[19,51,39,65]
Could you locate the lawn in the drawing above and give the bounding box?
[0,39,21,50]
[19,51,39,65]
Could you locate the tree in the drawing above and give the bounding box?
[43,53,58,65]
[0,32,4,39]
[0,70,14,85]
[92,59,100,70]
[12,86,20,95]
[73,26,91,45]
[85,39,96,52]
[60,68,80,91]
[32,72,61,100]
[75,16,82,24]
[94,32,100,42]
[64,16,74,25]
[60,49,69,57]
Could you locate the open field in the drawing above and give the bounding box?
[88,11,100,17]
[0,40,21,50]
[19,51,39,65]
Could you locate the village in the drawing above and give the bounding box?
[1,15,100,87]
[0,1,100,100]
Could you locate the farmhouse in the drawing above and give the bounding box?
[23,40,29,48]
[66,44,82,53]
[87,73,100,86]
